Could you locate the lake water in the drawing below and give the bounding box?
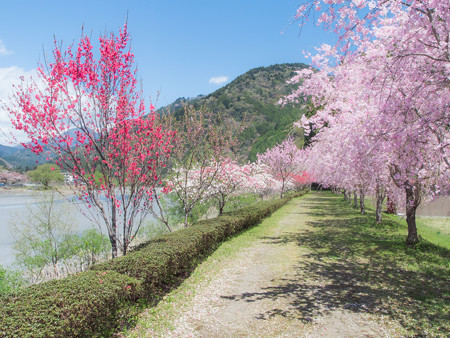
[0,190,156,267]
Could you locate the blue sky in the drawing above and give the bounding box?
[0,0,334,144]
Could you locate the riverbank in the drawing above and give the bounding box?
[0,184,74,196]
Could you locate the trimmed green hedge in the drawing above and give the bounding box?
[0,270,141,337]
[0,191,307,337]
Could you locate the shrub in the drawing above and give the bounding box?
[0,266,25,295]
[0,270,141,337]
[72,229,110,267]
[91,191,306,295]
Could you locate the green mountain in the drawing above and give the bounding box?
[0,145,48,171]
[159,63,308,161]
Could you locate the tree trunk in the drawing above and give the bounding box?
[110,234,118,259]
[353,191,358,208]
[184,212,189,228]
[359,189,365,214]
[110,201,118,259]
[123,241,128,256]
[280,180,285,199]
[218,194,225,216]
[405,184,420,245]
[375,197,383,223]
[375,184,386,224]
[123,217,128,256]
[386,191,396,214]
[151,188,172,232]
[344,190,348,201]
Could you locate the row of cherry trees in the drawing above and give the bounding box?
[149,112,308,230]
[285,0,449,244]
[4,24,309,258]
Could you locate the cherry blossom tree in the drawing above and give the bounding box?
[206,160,255,215]
[286,0,449,244]
[257,137,304,198]
[245,162,282,200]
[4,25,175,258]
[150,105,239,227]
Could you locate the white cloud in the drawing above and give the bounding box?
[0,40,13,56]
[0,66,37,144]
[209,76,228,85]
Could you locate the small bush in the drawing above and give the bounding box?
[0,270,141,337]
[0,266,25,295]
[92,191,306,293]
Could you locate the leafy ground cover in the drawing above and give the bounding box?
[126,191,449,336]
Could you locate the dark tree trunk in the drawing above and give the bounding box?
[375,183,386,224]
[218,194,225,216]
[123,217,128,256]
[123,242,128,256]
[110,234,118,259]
[386,191,396,214]
[359,189,365,214]
[353,191,358,208]
[405,184,420,245]
[110,201,118,259]
[344,190,348,201]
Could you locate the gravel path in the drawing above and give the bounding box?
[128,192,405,337]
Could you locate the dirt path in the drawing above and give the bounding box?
[128,192,405,337]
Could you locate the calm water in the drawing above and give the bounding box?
[0,190,124,267]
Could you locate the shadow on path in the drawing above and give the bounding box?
[222,192,449,335]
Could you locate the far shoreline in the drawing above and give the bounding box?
[0,185,74,197]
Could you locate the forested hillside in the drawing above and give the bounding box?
[159,63,309,161]
[0,145,48,171]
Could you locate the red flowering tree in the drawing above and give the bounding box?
[5,25,175,258]
[291,171,312,190]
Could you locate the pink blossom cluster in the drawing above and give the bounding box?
[257,137,307,198]
[0,171,28,185]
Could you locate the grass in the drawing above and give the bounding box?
[301,192,449,336]
[364,195,450,250]
[126,191,449,336]
[415,218,449,250]
[385,216,450,250]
